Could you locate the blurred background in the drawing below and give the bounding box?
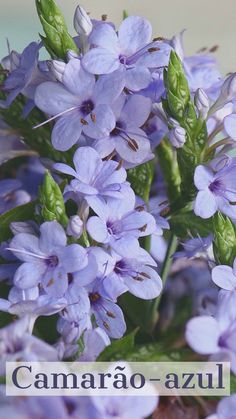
[0,0,235,74]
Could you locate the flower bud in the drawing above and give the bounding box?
[74,5,92,36]
[209,73,236,115]
[169,125,186,148]
[47,60,66,82]
[67,215,83,238]
[194,88,209,119]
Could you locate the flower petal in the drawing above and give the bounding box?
[58,244,88,273]
[125,66,151,91]
[14,262,45,289]
[52,112,83,151]
[186,316,220,354]
[35,82,79,115]
[39,221,67,254]
[118,16,152,56]
[124,265,162,299]
[224,114,236,140]
[212,265,236,290]
[87,216,109,243]
[82,48,120,74]
[194,165,214,190]
[73,146,102,183]
[194,189,218,218]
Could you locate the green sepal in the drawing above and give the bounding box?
[213,212,236,266]
[127,161,154,202]
[39,171,68,227]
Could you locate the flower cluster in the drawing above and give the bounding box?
[1,1,236,418]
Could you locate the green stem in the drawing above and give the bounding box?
[151,233,178,314]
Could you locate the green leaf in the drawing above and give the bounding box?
[123,10,129,19]
[98,329,138,361]
[213,212,236,265]
[35,0,78,59]
[127,161,154,202]
[119,292,158,332]
[170,211,213,238]
[163,51,208,199]
[0,201,36,242]
[39,171,68,227]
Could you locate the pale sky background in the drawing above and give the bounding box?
[0,0,235,74]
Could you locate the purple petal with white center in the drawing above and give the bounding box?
[39,221,67,254]
[35,81,80,115]
[82,48,120,74]
[212,265,236,291]
[125,66,151,91]
[118,16,152,56]
[194,189,218,218]
[14,261,45,289]
[52,112,83,151]
[186,316,220,354]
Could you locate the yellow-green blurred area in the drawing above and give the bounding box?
[0,0,235,74]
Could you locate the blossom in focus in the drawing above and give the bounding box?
[35,59,125,150]
[9,221,88,297]
[193,157,236,219]
[82,16,171,91]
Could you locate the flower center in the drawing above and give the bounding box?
[80,99,94,116]
[89,292,101,303]
[46,255,59,268]
[209,178,222,194]
[110,121,124,137]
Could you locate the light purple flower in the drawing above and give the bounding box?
[194,158,236,219]
[174,234,213,259]
[0,317,58,374]
[224,113,236,140]
[82,16,170,91]
[102,246,162,300]
[92,94,152,164]
[186,290,236,374]
[87,198,156,256]
[78,327,110,361]
[206,394,236,419]
[0,179,30,214]
[54,146,134,212]
[212,259,236,291]
[9,221,88,297]
[88,279,126,338]
[35,59,125,150]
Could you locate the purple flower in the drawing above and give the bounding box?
[0,119,30,166]
[186,290,236,374]
[0,317,58,374]
[92,94,152,164]
[1,42,51,115]
[90,395,158,419]
[35,58,125,150]
[224,113,236,140]
[88,279,126,338]
[82,16,170,91]
[212,259,236,291]
[54,146,134,211]
[9,221,88,297]
[0,179,30,214]
[194,157,236,219]
[174,234,213,259]
[206,394,236,419]
[78,327,110,361]
[87,198,156,256]
[102,248,162,300]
